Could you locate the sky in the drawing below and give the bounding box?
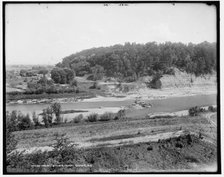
[5,3,217,65]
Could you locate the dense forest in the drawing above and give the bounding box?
[56,41,216,81]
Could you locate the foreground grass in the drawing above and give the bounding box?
[7,133,217,173]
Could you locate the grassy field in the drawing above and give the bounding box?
[14,112,216,151]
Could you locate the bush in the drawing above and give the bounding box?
[146,73,162,89]
[17,113,33,130]
[164,68,175,75]
[50,133,75,152]
[99,112,114,121]
[6,111,34,131]
[208,105,217,112]
[87,113,99,122]
[188,106,205,116]
[72,114,83,123]
[115,109,126,120]
[70,79,78,87]
[89,81,100,89]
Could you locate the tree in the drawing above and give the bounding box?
[63,68,74,83]
[55,41,216,79]
[19,69,27,77]
[51,103,62,124]
[32,111,41,127]
[51,68,62,84]
[37,77,54,87]
[17,113,33,130]
[38,69,48,76]
[71,60,90,76]
[42,107,53,128]
[6,111,18,132]
[51,68,74,84]
[91,65,104,81]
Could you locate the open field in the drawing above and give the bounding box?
[14,112,217,152]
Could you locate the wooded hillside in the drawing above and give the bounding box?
[56,41,216,81]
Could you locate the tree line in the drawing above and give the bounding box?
[6,103,62,132]
[56,41,216,81]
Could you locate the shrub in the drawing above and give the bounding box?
[122,85,130,93]
[72,114,83,123]
[50,133,75,152]
[115,109,126,120]
[188,106,205,116]
[164,68,175,75]
[70,79,78,87]
[99,112,114,121]
[89,81,100,89]
[49,133,79,166]
[87,113,98,122]
[146,73,162,89]
[150,79,162,89]
[6,111,35,131]
[17,113,33,130]
[208,105,217,112]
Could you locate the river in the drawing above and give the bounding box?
[6,94,217,120]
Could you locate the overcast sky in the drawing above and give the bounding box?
[5,3,217,65]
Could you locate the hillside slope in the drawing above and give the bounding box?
[104,68,217,100]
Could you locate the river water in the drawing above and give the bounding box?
[6,94,217,120]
